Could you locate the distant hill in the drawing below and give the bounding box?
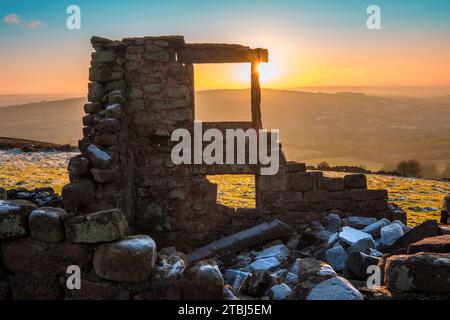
[0,98,85,146]
[1,90,449,175]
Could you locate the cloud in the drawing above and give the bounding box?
[25,20,45,29]
[3,13,23,25]
[3,13,44,29]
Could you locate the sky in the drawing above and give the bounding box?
[1,0,450,94]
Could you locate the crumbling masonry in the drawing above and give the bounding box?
[62,35,404,251]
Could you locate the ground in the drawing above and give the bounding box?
[1,150,448,226]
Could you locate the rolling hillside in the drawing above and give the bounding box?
[1,90,449,175]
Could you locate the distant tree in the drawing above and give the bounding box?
[396,160,422,177]
[317,161,331,170]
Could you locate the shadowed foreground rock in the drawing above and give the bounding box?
[385,252,450,293]
[407,234,450,254]
[93,235,156,282]
[387,220,441,252]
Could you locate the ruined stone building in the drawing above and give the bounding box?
[63,35,402,251]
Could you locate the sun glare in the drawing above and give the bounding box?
[233,62,280,87]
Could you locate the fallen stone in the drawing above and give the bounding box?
[254,244,290,263]
[387,220,441,253]
[182,263,224,300]
[306,276,363,300]
[93,235,156,282]
[29,207,68,242]
[368,248,383,258]
[407,234,450,254]
[2,238,91,276]
[224,269,251,291]
[289,258,337,299]
[385,252,450,293]
[381,223,404,247]
[245,270,279,297]
[187,219,291,265]
[267,283,292,300]
[248,257,281,272]
[339,226,373,245]
[65,208,128,243]
[346,252,380,280]
[0,200,37,240]
[348,237,376,254]
[285,272,298,285]
[362,218,390,238]
[325,213,342,233]
[325,244,348,272]
[392,220,409,233]
[346,216,377,229]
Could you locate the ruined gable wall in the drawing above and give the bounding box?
[63,36,234,250]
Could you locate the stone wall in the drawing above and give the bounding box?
[61,35,402,252]
[256,163,404,226]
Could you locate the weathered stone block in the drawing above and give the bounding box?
[287,173,316,192]
[387,220,441,252]
[93,235,156,282]
[95,133,118,147]
[65,208,128,243]
[62,179,96,208]
[350,189,388,201]
[2,238,92,276]
[68,155,90,176]
[304,190,330,203]
[97,118,121,134]
[104,103,124,119]
[283,162,306,173]
[318,177,345,191]
[86,144,112,169]
[92,50,115,63]
[408,234,450,254]
[87,82,105,102]
[344,174,367,189]
[385,253,450,293]
[358,200,388,213]
[29,207,68,242]
[89,66,112,82]
[90,167,118,183]
[181,263,224,300]
[0,200,36,240]
[84,102,104,114]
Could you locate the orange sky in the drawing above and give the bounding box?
[1,1,450,94]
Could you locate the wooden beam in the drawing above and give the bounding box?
[251,63,262,128]
[177,44,268,63]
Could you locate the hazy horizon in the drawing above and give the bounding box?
[2,86,450,107]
